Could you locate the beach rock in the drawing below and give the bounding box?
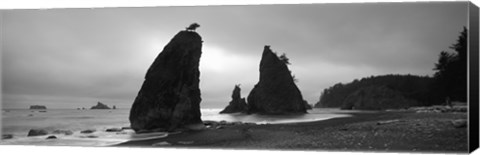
[219,120,228,125]
[247,46,307,114]
[129,30,203,132]
[452,119,467,128]
[377,119,401,125]
[91,102,111,109]
[178,141,194,145]
[80,135,99,138]
[152,141,171,146]
[121,127,132,130]
[29,105,47,109]
[46,135,57,139]
[106,128,123,132]
[27,129,48,137]
[2,134,13,140]
[220,84,248,114]
[341,85,419,110]
[52,130,73,135]
[80,129,96,134]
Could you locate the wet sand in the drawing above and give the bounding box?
[116,111,468,153]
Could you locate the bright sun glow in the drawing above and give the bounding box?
[201,46,239,72]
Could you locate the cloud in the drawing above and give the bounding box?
[2,3,468,109]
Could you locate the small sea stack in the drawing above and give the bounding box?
[29,105,47,110]
[129,29,203,132]
[90,102,111,109]
[220,84,248,114]
[247,46,306,115]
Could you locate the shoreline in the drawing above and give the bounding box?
[115,111,468,153]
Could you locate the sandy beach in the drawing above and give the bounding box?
[116,110,468,153]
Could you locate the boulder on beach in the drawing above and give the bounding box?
[452,119,467,128]
[46,135,57,139]
[129,30,204,132]
[106,128,123,132]
[29,105,47,110]
[91,102,111,109]
[28,129,48,137]
[220,84,248,114]
[52,130,73,135]
[80,129,96,134]
[2,134,13,140]
[247,46,307,114]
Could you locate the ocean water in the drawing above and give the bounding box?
[1,108,352,146]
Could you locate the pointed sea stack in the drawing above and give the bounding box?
[220,84,248,114]
[247,46,307,114]
[129,30,203,132]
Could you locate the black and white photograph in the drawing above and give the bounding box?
[0,1,478,154]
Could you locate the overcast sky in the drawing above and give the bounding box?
[1,2,468,109]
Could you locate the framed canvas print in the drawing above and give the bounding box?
[1,0,479,154]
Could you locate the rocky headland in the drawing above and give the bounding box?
[341,85,420,110]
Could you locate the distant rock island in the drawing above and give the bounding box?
[129,30,203,132]
[91,102,111,109]
[29,105,47,110]
[220,84,248,114]
[246,46,307,114]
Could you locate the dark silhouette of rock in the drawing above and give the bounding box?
[29,105,46,110]
[113,105,117,109]
[129,30,204,132]
[303,100,312,110]
[91,102,111,109]
[247,46,307,115]
[106,128,123,132]
[52,130,73,135]
[2,134,13,140]
[341,85,420,110]
[28,129,48,137]
[220,84,248,114]
[46,135,57,139]
[80,129,96,134]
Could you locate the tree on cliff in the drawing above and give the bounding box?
[279,53,290,65]
[432,27,467,102]
[315,74,433,108]
[278,53,298,82]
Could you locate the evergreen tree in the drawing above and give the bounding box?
[433,27,467,102]
[279,53,291,65]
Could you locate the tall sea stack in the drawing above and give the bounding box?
[129,30,203,132]
[247,46,307,114]
[220,84,248,114]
